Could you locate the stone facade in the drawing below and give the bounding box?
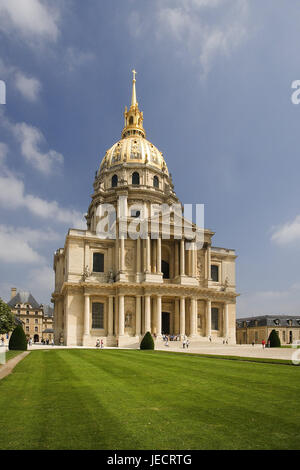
[236,315,300,345]
[52,72,238,347]
[7,288,54,343]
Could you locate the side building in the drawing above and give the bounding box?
[236,315,300,345]
[7,288,54,343]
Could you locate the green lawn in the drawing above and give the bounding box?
[0,349,299,450]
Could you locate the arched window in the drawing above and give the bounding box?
[162,260,170,279]
[129,116,134,125]
[132,172,140,185]
[153,175,159,188]
[111,174,118,188]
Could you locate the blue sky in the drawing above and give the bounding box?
[0,0,300,316]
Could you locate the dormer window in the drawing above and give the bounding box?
[274,319,280,326]
[131,209,140,218]
[211,265,219,282]
[111,174,118,188]
[132,172,140,185]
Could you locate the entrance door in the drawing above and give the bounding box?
[34,334,39,343]
[289,331,293,344]
[162,312,170,334]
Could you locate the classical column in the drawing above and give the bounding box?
[108,296,114,336]
[119,295,124,335]
[135,295,142,336]
[175,298,180,334]
[120,235,125,272]
[146,236,151,273]
[206,299,211,337]
[223,302,229,339]
[180,296,185,337]
[190,297,197,336]
[207,244,211,280]
[174,240,179,277]
[157,237,162,274]
[156,295,162,336]
[136,237,141,275]
[180,239,185,276]
[191,242,196,278]
[153,240,157,273]
[145,295,151,332]
[84,294,90,336]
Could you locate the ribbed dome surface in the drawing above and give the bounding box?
[99,135,169,175]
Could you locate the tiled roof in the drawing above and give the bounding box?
[7,291,40,309]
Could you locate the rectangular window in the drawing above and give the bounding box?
[255,331,258,342]
[93,253,104,272]
[211,265,219,282]
[26,327,29,332]
[35,327,38,332]
[35,319,38,324]
[283,331,286,342]
[92,303,104,329]
[26,319,29,323]
[197,314,201,328]
[211,307,219,330]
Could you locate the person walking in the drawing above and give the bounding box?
[186,339,189,349]
[101,339,104,349]
[183,338,186,349]
[96,338,100,348]
[262,339,266,349]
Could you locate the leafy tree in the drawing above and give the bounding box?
[0,298,15,335]
[140,331,154,350]
[9,324,27,351]
[268,329,281,348]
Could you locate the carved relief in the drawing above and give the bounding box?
[125,248,134,269]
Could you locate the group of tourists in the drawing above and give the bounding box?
[96,339,104,349]
[161,333,190,349]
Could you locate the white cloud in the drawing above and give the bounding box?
[0,225,49,264]
[64,47,95,72]
[0,57,42,102]
[15,72,42,101]
[271,215,300,245]
[130,0,249,77]
[28,265,54,294]
[12,122,63,175]
[0,0,59,42]
[0,147,85,228]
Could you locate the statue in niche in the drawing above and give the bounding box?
[82,265,90,281]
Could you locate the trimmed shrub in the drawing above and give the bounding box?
[140,331,154,350]
[9,325,27,351]
[268,329,281,348]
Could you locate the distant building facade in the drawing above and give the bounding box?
[236,315,300,345]
[7,288,54,343]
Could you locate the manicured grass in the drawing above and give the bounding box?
[0,349,299,450]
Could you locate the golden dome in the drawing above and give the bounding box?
[99,70,169,175]
[100,135,169,174]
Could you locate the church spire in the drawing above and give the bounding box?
[131,69,137,107]
[122,70,145,139]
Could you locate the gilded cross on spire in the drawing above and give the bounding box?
[132,69,137,81]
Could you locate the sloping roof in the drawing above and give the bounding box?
[42,328,54,333]
[41,304,54,317]
[7,291,40,309]
[236,315,300,328]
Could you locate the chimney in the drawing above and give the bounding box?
[11,287,17,299]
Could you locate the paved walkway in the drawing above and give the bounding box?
[1,343,297,361]
[0,351,30,380]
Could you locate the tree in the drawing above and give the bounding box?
[0,298,15,335]
[140,331,154,350]
[268,329,281,348]
[9,324,27,351]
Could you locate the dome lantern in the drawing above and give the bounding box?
[122,69,146,139]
